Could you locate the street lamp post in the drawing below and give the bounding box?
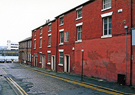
[81,49,84,81]
[124,25,128,84]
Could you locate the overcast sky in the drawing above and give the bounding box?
[0,0,88,46]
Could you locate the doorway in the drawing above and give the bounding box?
[42,55,46,69]
[64,55,70,73]
[51,55,55,71]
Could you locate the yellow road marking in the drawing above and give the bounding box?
[7,77,24,95]
[9,77,28,95]
[0,68,7,74]
[0,68,28,95]
[23,66,134,95]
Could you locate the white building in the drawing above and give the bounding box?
[7,40,19,50]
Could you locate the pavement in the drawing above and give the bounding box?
[19,63,135,95]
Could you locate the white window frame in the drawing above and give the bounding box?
[34,39,36,49]
[101,0,111,11]
[76,6,83,20]
[59,15,64,26]
[65,31,69,42]
[40,37,42,48]
[59,29,64,45]
[40,27,42,35]
[34,30,36,37]
[47,51,51,65]
[101,12,113,38]
[75,22,83,43]
[48,34,51,47]
[48,23,52,32]
[58,49,64,66]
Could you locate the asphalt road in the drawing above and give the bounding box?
[0,63,112,95]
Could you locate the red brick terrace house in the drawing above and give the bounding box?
[32,0,135,86]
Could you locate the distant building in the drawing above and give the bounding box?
[19,37,32,65]
[7,40,19,50]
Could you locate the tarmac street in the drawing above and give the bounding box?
[0,63,135,95]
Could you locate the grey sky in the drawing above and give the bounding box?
[0,0,88,46]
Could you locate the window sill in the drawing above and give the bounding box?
[59,43,64,46]
[47,62,51,65]
[75,40,82,43]
[48,30,51,32]
[39,62,42,64]
[34,48,36,50]
[47,45,51,48]
[76,17,82,21]
[39,47,42,49]
[101,35,112,38]
[58,64,63,66]
[59,24,64,26]
[40,33,42,35]
[101,7,112,12]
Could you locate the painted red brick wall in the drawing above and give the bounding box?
[75,35,131,84]
[73,0,132,85]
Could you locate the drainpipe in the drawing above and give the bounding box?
[130,0,133,86]
[56,18,58,73]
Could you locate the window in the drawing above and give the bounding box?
[34,31,36,36]
[40,37,42,48]
[48,36,51,46]
[48,53,51,63]
[48,25,51,32]
[65,31,69,42]
[77,26,82,41]
[103,17,112,36]
[40,28,42,35]
[40,54,42,63]
[59,52,63,64]
[76,7,82,19]
[60,17,64,25]
[60,32,64,44]
[103,0,111,9]
[34,39,36,49]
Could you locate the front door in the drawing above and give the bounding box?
[42,56,46,69]
[64,55,70,73]
[51,56,55,71]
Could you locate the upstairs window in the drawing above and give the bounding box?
[103,0,111,9]
[40,28,42,35]
[103,16,112,36]
[34,31,36,37]
[48,24,51,32]
[65,31,69,42]
[48,36,51,46]
[60,32,64,44]
[60,16,64,25]
[40,37,42,48]
[34,39,36,49]
[76,6,83,20]
[77,26,82,41]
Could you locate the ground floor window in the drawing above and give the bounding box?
[59,52,63,64]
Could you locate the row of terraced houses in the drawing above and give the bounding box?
[19,0,135,86]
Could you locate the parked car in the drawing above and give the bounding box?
[0,59,5,63]
[6,59,12,63]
